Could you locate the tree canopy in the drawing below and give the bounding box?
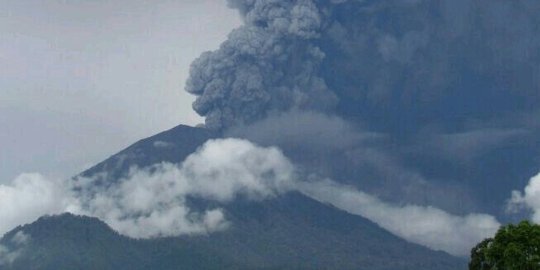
[469,220,540,270]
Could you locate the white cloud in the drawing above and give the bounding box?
[67,139,296,238]
[0,174,66,235]
[0,139,295,239]
[0,138,499,256]
[508,172,540,222]
[299,179,500,256]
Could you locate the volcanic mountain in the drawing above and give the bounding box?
[0,125,466,270]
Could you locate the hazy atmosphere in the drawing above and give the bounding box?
[0,0,240,181]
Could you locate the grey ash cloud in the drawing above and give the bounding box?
[186,0,339,130]
[186,0,540,218]
[187,0,540,133]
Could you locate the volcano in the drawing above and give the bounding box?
[0,125,465,270]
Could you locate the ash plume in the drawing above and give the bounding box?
[187,0,540,133]
[186,0,540,221]
[186,0,339,130]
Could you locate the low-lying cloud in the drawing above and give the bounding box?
[0,139,295,239]
[0,174,66,235]
[299,179,500,256]
[68,139,295,238]
[508,172,540,222]
[0,138,499,256]
[0,231,30,266]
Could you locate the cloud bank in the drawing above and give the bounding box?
[0,138,499,256]
[68,139,295,238]
[0,139,295,239]
[0,174,66,235]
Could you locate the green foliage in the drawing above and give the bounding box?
[469,221,540,270]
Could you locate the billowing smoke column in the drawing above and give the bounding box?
[187,0,540,132]
[186,0,339,130]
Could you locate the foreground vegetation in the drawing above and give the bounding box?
[470,221,540,270]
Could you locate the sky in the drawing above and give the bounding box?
[0,0,241,181]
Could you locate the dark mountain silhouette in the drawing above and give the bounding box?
[1,195,465,270]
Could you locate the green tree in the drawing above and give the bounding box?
[469,220,540,270]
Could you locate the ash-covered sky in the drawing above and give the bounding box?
[0,0,240,182]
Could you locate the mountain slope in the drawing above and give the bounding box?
[188,192,466,269]
[80,124,218,182]
[0,214,232,270]
[1,193,465,270]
